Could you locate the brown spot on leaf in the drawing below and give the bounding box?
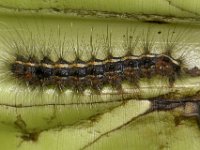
[21,131,40,142]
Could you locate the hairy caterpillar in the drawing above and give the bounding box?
[0,15,200,107]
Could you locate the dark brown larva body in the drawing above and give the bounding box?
[11,54,181,92]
